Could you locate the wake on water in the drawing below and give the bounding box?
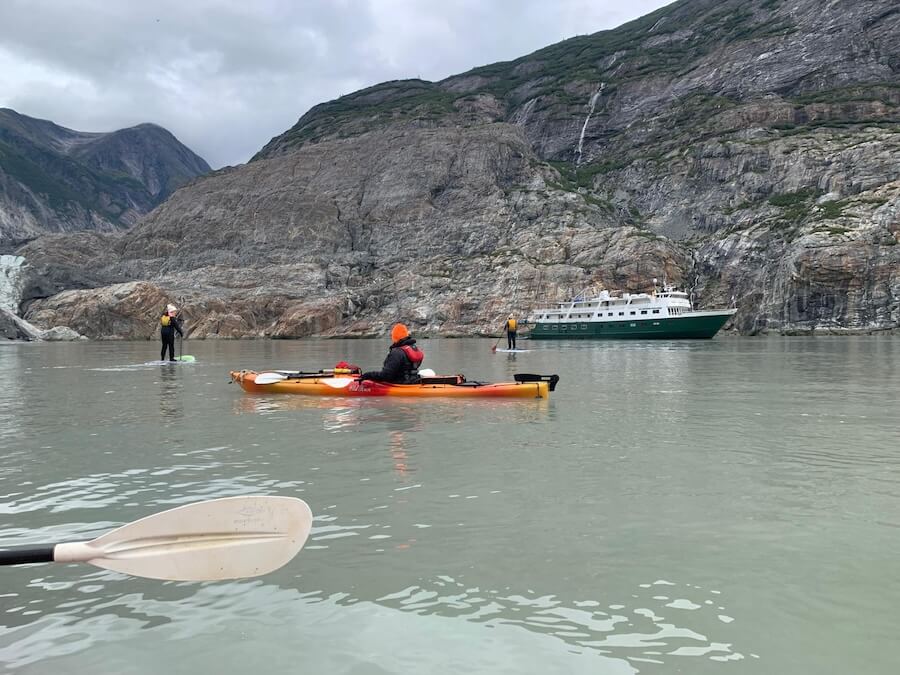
[88,358,197,372]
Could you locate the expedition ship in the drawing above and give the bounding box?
[526,283,736,340]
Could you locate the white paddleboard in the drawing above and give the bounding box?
[495,348,531,353]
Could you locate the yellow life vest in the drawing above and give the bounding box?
[161,315,171,327]
[507,319,517,331]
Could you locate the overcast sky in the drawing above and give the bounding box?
[0,0,670,168]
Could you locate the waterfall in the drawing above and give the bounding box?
[576,83,605,165]
[513,98,538,127]
[0,255,26,313]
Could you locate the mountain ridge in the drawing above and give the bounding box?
[0,109,210,246]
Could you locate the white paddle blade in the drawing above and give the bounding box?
[419,368,436,377]
[255,372,287,385]
[322,377,355,389]
[55,496,313,581]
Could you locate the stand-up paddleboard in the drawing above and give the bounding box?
[495,348,531,353]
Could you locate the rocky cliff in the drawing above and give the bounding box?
[0,109,210,246]
[11,0,900,339]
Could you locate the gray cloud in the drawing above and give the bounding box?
[0,0,670,167]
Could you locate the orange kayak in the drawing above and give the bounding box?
[229,371,558,399]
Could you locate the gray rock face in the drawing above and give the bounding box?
[16,0,900,337]
[0,109,210,245]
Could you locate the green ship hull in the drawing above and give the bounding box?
[528,311,735,340]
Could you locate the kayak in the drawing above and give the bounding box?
[230,370,559,399]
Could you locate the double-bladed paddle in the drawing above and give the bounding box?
[254,368,355,385]
[253,368,438,386]
[0,496,312,581]
[254,371,343,385]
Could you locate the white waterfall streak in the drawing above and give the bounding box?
[0,255,26,313]
[576,83,605,164]
[513,98,538,127]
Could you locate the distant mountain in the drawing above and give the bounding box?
[0,109,210,245]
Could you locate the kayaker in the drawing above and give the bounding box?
[358,323,424,384]
[504,314,518,350]
[159,304,183,362]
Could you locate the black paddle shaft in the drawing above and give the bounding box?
[0,545,56,566]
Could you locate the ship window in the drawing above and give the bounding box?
[652,310,660,314]
[618,312,624,316]
[630,311,635,315]
[608,312,613,316]
[580,324,587,330]
[640,310,647,315]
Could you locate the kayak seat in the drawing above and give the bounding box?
[420,375,465,385]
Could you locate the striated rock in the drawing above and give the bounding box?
[268,299,344,339]
[25,281,175,340]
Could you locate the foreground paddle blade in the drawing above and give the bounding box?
[54,496,313,581]
[175,355,196,363]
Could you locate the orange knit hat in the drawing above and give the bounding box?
[391,323,410,343]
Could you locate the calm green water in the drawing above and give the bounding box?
[0,337,898,674]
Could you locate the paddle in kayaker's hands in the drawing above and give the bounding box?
[358,323,424,384]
